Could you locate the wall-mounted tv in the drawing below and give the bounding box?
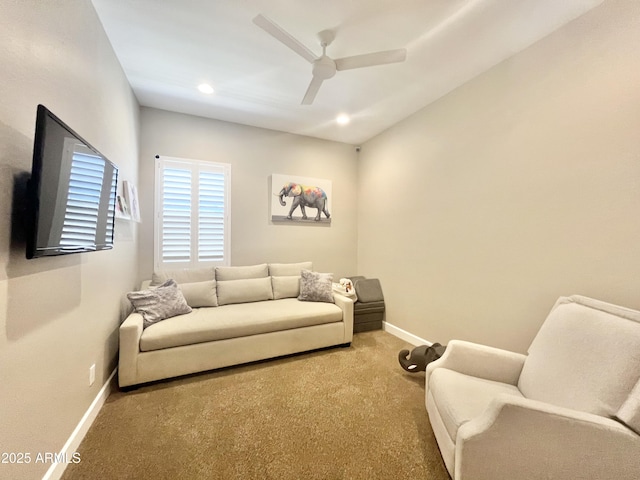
[26,105,118,259]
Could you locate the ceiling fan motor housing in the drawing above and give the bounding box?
[313,56,336,80]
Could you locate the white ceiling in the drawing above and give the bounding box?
[91,0,603,145]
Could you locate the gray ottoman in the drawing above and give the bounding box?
[348,277,385,333]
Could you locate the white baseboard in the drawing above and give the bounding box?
[383,321,432,346]
[42,368,117,480]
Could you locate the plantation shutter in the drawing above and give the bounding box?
[155,156,230,269]
[160,166,192,263]
[198,169,226,262]
[60,144,106,247]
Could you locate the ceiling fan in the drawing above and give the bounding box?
[253,14,407,105]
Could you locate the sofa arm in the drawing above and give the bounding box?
[456,395,640,480]
[118,312,143,387]
[333,293,354,343]
[426,340,526,391]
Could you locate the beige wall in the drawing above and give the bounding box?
[138,107,358,281]
[0,2,139,479]
[358,0,640,353]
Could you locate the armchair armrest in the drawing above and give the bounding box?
[426,340,526,392]
[456,394,640,480]
[118,312,143,387]
[333,293,354,343]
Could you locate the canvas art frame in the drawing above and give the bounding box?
[116,180,140,222]
[271,174,332,224]
[123,180,140,222]
[115,194,129,219]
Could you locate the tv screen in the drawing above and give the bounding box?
[26,105,118,259]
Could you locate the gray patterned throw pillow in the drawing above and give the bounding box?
[298,270,334,303]
[127,279,192,328]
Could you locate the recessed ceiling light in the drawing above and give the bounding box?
[198,83,214,94]
[336,113,350,125]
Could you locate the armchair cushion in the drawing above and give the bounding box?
[518,296,640,418]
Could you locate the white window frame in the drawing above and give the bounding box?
[154,155,231,270]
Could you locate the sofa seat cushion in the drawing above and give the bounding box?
[429,368,524,442]
[139,298,343,352]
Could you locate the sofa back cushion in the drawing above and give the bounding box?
[518,295,640,418]
[151,266,215,286]
[217,277,274,306]
[178,280,218,308]
[268,262,313,276]
[215,264,268,281]
[271,275,301,299]
[268,262,312,299]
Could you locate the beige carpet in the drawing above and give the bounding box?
[62,331,450,480]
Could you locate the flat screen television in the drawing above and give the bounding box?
[26,105,118,259]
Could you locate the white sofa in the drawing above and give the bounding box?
[425,295,640,480]
[119,262,353,387]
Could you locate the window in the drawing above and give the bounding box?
[154,156,230,270]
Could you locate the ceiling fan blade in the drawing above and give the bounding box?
[334,49,407,71]
[253,14,317,64]
[301,76,324,105]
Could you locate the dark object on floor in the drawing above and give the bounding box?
[398,343,446,372]
[348,276,385,333]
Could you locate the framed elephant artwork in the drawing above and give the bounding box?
[271,174,332,224]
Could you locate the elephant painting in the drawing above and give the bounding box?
[278,182,331,221]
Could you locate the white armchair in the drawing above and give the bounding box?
[425,295,640,480]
